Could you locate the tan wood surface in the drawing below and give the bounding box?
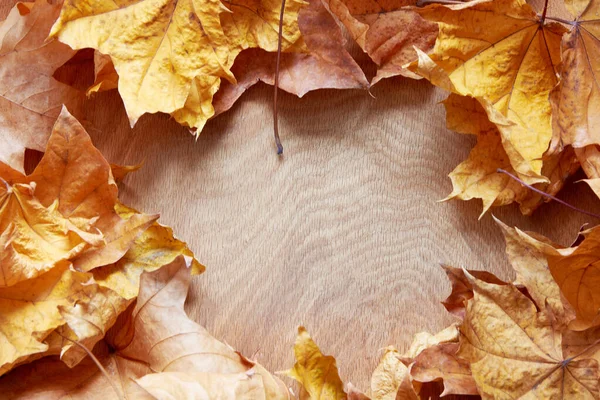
[2,0,597,392]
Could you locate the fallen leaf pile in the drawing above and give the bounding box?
[409,0,600,215]
[281,217,600,398]
[0,107,204,383]
[0,256,288,399]
[5,0,600,398]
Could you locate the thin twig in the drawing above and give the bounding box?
[416,0,463,6]
[273,0,287,155]
[541,0,549,22]
[497,168,600,220]
[544,15,576,25]
[60,335,125,400]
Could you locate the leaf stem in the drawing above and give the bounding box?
[273,0,287,155]
[541,0,549,22]
[544,15,576,25]
[497,168,600,220]
[61,336,125,400]
[416,0,463,6]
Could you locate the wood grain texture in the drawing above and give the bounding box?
[2,0,597,392]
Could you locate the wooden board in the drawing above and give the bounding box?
[2,0,597,392]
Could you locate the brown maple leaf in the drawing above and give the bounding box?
[324,0,438,83]
[0,0,82,172]
[213,0,369,117]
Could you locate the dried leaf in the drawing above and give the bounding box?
[409,342,478,397]
[283,326,347,400]
[88,51,118,95]
[550,0,600,151]
[0,264,96,375]
[213,0,368,116]
[459,271,599,398]
[0,182,96,286]
[495,217,575,326]
[50,0,305,132]
[325,0,438,83]
[0,256,287,399]
[0,0,82,172]
[92,203,205,300]
[410,0,566,181]
[441,265,506,319]
[0,108,202,376]
[370,346,418,400]
[442,94,579,215]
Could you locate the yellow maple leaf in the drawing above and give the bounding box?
[410,0,566,182]
[283,326,347,400]
[551,0,600,151]
[370,347,418,400]
[442,94,579,216]
[0,264,96,375]
[50,0,305,132]
[459,270,599,398]
[0,182,98,286]
[92,203,204,299]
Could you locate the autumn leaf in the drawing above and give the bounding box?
[50,0,305,132]
[0,256,287,399]
[4,107,160,273]
[495,217,576,326]
[0,108,202,376]
[88,51,119,95]
[92,203,204,300]
[550,0,600,152]
[370,347,418,400]
[441,264,507,319]
[515,225,600,330]
[410,0,566,182]
[283,326,347,399]
[0,0,82,172]
[0,181,98,287]
[442,94,579,215]
[0,264,106,375]
[213,0,369,116]
[459,270,599,398]
[324,0,438,83]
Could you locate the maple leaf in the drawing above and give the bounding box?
[410,0,566,182]
[512,224,600,330]
[92,203,204,300]
[459,270,599,398]
[0,256,287,399]
[50,0,305,132]
[0,181,98,286]
[283,326,347,399]
[370,347,418,400]
[442,94,579,215]
[0,264,115,376]
[88,51,119,95]
[324,0,438,83]
[495,217,576,326]
[213,0,369,116]
[4,107,160,273]
[0,108,202,376]
[550,0,600,152]
[0,0,82,172]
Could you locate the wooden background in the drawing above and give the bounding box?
[3,0,597,392]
